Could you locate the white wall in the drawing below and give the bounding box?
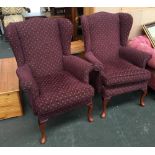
[28,7,41,13]
[95,7,121,13]
[94,7,155,39]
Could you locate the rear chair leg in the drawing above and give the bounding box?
[87,101,94,123]
[101,97,109,119]
[38,119,47,144]
[140,90,147,107]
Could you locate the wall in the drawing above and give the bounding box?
[94,7,155,39]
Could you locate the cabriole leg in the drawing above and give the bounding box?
[101,97,109,119]
[38,119,47,144]
[140,90,147,107]
[87,101,94,123]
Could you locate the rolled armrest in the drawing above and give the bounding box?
[63,55,95,83]
[16,64,39,99]
[119,46,152,68]
[85,52,104,71]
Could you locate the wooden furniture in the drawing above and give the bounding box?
[6,18,94,144]
[71,40,84,54]
[49,7,94,41]
[0,58,23,119]
[45,7,94,40]
[65,8,83,41]
[66,7,94,41]
[50,7,65,16]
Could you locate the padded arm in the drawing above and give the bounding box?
[16,64,39,99]
[119,46,152,68]
[85,52,104,71]
[63,55,95,83]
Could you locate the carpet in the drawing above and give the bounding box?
[0,90,155,146]
[0,35,14,58]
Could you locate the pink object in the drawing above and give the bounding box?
[128,35,155,90]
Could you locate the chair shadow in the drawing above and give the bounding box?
[95,90,143,111]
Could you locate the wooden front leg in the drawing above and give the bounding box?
[140,90,147,107]
[38,119,47,144]
[87,101,94,123]
[101,97,110,119]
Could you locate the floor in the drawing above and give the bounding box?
[0,91,155,147]
[0,35,155,147]
[0,35,14,58]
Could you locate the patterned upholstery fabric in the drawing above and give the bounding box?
[119,46,151,68]
[81,12,151,98]
[6,18,94,122]
[85,12,120,62]
[118,13,133,46]
[57,19,73,55]
[35,71,93,115]
[15,18,63,78]
[63,55,95,83]
[147,67,155,90]
[16,64,39,100]
[101,58,150,86]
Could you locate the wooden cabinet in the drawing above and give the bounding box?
[49,7,94,41]
[71,40,84,54]
[0,91,23,119]
[0,58,23,120]
[65,7,94,40]
[65,7,83,40]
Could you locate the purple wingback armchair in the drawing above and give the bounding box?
[81,12,151,118]
[6,18,94,144]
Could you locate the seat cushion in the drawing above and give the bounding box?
[35,71,94,115]
[101,58,151,86]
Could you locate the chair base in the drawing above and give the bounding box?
[38,100,94,144]
[101,89,148,119]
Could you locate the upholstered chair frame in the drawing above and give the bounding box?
[81,12,151,118]
[6,18,95,144]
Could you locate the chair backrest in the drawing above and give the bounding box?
[6,18,73,78]
[81,12,133,62]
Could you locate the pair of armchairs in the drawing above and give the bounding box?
[81,12,151,118]
[6,12,151,144]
